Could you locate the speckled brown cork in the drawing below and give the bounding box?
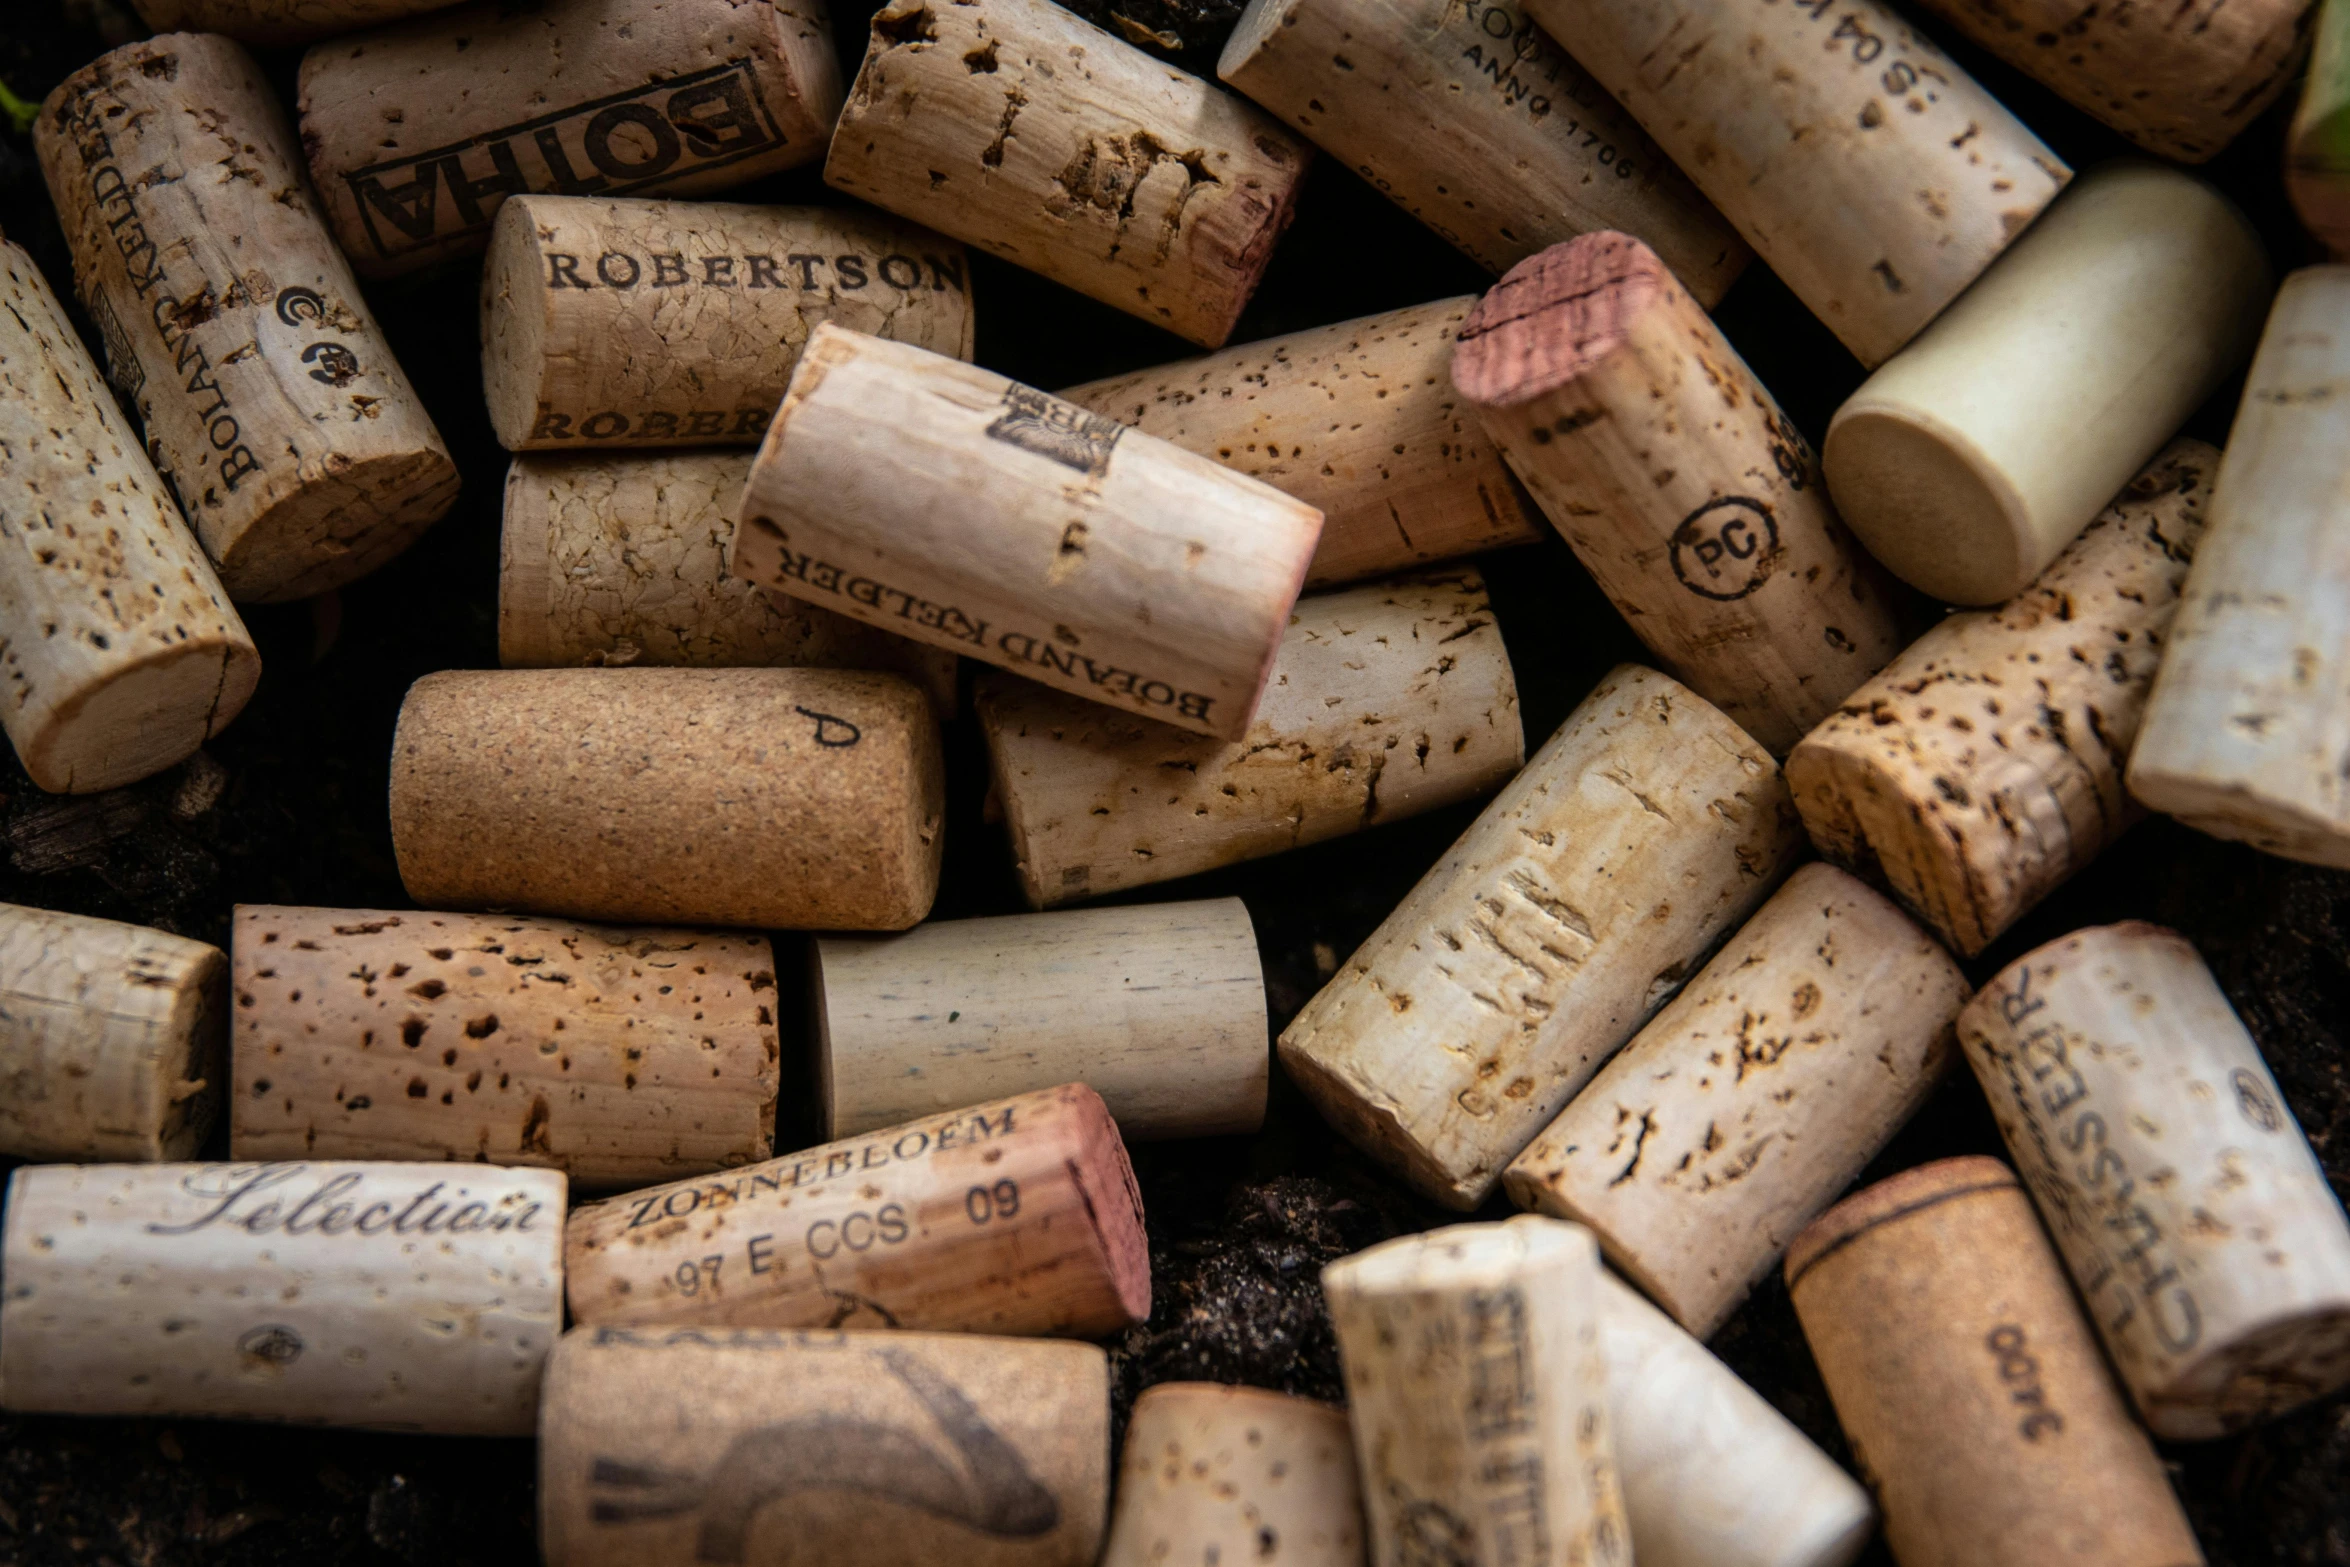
[0,238,259,794]
[481,196,974,452]
[538,1327,1111,1567]
[34,34,459,604]
[1099,1384,1362,1567]
[564,1083,1149,1339]
[1456,235,1903,755]
[298,0,843,279]
[1792,440,2214,958]
[1913,0,2313,163]
[825,0,1310,349]
[388,667,944,932]
[230,906,781,1190]
[1787,1159,2204,1567]
[498,451,959,716]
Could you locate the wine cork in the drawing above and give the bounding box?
[1824,163,2268,606]
[1280,664,1804,1211]
[0,1160,565,1434]
[977,570,1523,909]
[1323,1216,1631,1567]
[816,899,1267,1143]
[539,1327,1110,1567]
[127,0,462,46]
[482,195,975,452]
[297,0,843,279]
[1911,0,2312,163]
[1504,863,1966,1338]
[1059,300,1544,589]
[0,903,225,1163]
[498,451,958,715]
[1791,441,2213,958]
[388,667,945,931]
[1784,1159,2203,1567]
[1596,1273,1875,1567]
[230,906,780,1190]
[1215,0,1747,303]
[734,326,1322,742]
[1453,234,1903,756]
[1100,1384,1363,1567]
[564,1083,1149,1338]
[1958,923,2350,1439]
[35,34,460,604]
[2290,0,2350,255]
[1522,0,2068,368]
[824,0,1311,349]
[2130,269,2350,868]
[0,239,259,794]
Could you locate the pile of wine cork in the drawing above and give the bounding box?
[12,0,2350,1558]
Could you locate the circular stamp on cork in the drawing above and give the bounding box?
[1670,497,1780,601]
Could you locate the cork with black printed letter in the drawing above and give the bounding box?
[0,1160,566,1434]
[297,0,843,278]
[34,34,459,603]
[564,1083,1150,1339]
[734,326,1322,742]
[482,196,974,452]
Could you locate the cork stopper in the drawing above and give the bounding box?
[1451,234,1672,408]
[1784,1156,2020,1288]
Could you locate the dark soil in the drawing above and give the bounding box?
[0,0,2346,1562]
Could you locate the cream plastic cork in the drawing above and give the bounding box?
[497,451,958,714]
[1323,1216,1631,1567]
[564,1084,1150,1339]
[36,34,460,603]
[2130,268,2350,868]
[1505,863,1968,1338]
[1785,1159,2205,1567]
[1100,1384,1364,1567]
[1791,441,2213,957]
[539,1326,1111,1567]
[977,570,1522,909]
[1824,163,2269,606]
[482,196,974,452]
[0,238,258,793]
[826,0,1309,350]
[1453,233,1903,755]
[1215,0,1747,301]
[1960,923,2350,1439]
[0,1160,565,1434]
[1279,664,1803,1210]
[816,899,1268,1143]
[1058,300,1545,589]
[388,667,945,932]
[733,326,1322,742]
[0,902,226,1162]
[297,0,843,279]
[1523,0,2069,367]
[1596,1273,1875,1567]
[230,906,780,1190]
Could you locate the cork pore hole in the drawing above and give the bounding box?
[1451,234,1668,409]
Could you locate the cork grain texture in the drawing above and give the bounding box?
[387,667,945,930]
[0,0,2345,1559]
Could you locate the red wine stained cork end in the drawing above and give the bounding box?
[1452,233,1670,408]
[1065,1082,1154,1323]
[1783,1156,2020,1288]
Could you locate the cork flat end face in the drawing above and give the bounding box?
[218,448,463,604]
[1784,1156,2018,1288]
[1061,1083,1153,1327]
[1822,406,2030,606]
[1452,234,1670,410]
[480,200,551,452]
[2152,1303,2350,1440]
[2123,761,2350,871]
[1216,0,1297,79]
[17,637,261,795]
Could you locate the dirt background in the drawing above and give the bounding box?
[1,0,2347,1562]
